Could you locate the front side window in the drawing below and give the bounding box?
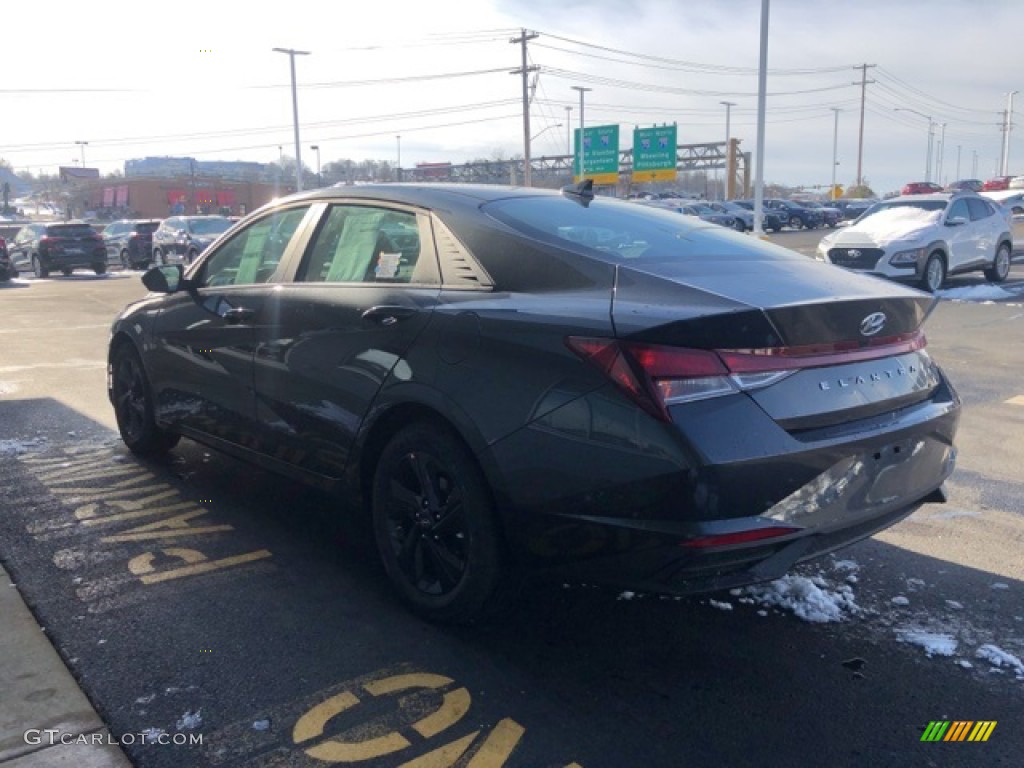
[199,206,310,288]
[299,205,425,284]
[188,217,233,236]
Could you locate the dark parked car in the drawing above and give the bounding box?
[944,179,983,193]
[108,183,960,623]
[763,198,824,229]
[151,215,233,265]
[103,219,162,269]
[0,235,14,281]
[730,200,785,231]
[832,198,878,220]
[794,200,842,227]
[8,222,108,277]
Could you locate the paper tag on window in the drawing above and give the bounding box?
[375,252,402,278]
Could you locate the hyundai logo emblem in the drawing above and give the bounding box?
[860,312,887,337]
[848,249,861,258]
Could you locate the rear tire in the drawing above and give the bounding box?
[120,249,130,269]
[93,263,107,275]
[371,422,507,624]
[921,252,946,293]
[788,215,802,229]
[61,267,73,276]
[110,344,180,457]
[984,242,1011,283]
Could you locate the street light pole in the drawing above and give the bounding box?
[272,47,311,192]
[570,86,592,182]
[895,108,934,181]
[396,135,401,182]
[310,145,321,187]
[75,141,88,168]
[830,108,841,200]
[752,0,770,236]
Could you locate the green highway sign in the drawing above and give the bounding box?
[574,124,620,184]
[632,125,677,182]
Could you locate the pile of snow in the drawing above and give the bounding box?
[738,573,859,623]
[895,628,958,657]
[176,710,202,730]
[975,644,1024,679]
[0,437,45,455]
[935,285,1016,302]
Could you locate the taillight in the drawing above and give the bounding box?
[567,331,927,422]
[680,526,801,549]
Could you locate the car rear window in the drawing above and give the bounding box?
[187,218,232,235]
[45,225,97,237]
[483,196,804,263]
[134,222,160,233]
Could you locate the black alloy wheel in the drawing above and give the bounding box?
[372,423,506,624]
[110,344,180,456]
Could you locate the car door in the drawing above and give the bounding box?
[146,204,317,449]
[943,198,976,271]
[102,222,123,262]
[251,202,441,478]
[966,197,1001,267]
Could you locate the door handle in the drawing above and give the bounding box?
[223,307,256,324]
[361,305,419,327]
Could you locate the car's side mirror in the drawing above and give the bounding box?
[142,264,184,293]
[946,216,967,227]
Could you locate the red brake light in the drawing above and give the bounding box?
[567,331,928,421]
[680,526,801,549]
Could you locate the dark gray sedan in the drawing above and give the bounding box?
[108,183,960,623]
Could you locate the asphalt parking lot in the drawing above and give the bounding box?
[1,256,1022,768]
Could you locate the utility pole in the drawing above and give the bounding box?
[565,106,572,155]
[852,63,876,188]
[830,108,841,200]
[956,145,961,180]
[935,122,947,185]
[752,0,769,236]
[511,29,539,186]
[720,101,736,198]
[1001,91,1018,175]
[272,47,311,192]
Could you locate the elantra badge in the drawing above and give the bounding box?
[860,312,887,337]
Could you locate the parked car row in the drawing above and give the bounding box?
[5,215,236,278]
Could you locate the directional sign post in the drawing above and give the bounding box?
[574,125,620,185]
[632,125,678,183]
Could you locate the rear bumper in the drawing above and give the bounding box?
[42,250,107,268]
[489,373,959,593]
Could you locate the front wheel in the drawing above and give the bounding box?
[110,344,180,456]
[61,267,73,276]
[372,422,507,624]
[921,252,946,293]
[788,215,802,229]
[985,242,1011,283]
[93,263,107,275]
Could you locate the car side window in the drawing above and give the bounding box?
[199,205,310,288]
[299,205,425,284]
[947,199,969,221]
[966,198,992,221]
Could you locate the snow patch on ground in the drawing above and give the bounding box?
[935,285,1017,302]
[708,599,733,612]
[740,574,859,623]
[0,437,46,455]
[975,644,1024,679]
[891,595,910,606]
[895,629,958,657]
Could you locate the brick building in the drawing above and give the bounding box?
[82,176,294,219]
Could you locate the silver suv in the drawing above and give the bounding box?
[817,192,1013,292]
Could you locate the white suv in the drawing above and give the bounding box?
[817,192,1013,292]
